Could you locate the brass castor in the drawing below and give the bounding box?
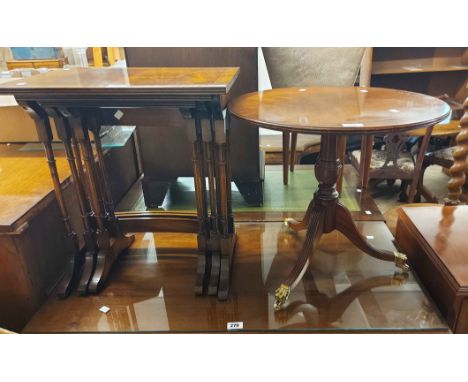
[274,284,291,311]
[394,251,410,272]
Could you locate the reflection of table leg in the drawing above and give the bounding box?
[21,102,82,298]
[275,135,409,310]
[276,270,408,328]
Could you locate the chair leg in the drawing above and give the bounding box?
[290,132,298,172]
[399,180,409,202]
[408,126,434,203]
[359,135,374,189]
[415,158,431,202]
[283,131,290,185]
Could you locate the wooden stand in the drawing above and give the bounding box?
[275,135,410,309]
[396,205,468,333]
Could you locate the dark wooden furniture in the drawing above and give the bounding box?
[229,86,450,310]
[0,135,139,332]
[0,67,239,301]
[396,205,468,333]
[123,48,263,207]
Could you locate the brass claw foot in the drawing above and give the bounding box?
[274,284,291,311]
[394,251,410,272]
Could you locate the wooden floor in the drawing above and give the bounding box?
[24,220,448,333]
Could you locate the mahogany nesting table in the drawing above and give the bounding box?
[0,67,239,300]
[229,86,450,309]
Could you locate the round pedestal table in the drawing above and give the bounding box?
[228,86,450,310]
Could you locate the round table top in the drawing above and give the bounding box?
[228,87,451,135]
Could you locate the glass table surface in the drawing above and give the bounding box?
[23,221,448,333]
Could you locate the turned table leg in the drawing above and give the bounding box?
[21,102,82,298]
[86,114,135,292]
[51,110,99,295]
[72,113,134,294]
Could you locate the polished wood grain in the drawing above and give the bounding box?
[229,87,450,134]
[396,205,468,332]
[0,144,69,232]
[23,221,448,333]
[0,67,240,99]
[398,206,468,286]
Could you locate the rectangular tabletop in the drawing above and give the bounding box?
[0,67,240,106]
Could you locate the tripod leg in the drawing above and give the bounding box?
[274,205,325,310]
[334,202,409,271]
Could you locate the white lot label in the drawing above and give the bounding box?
[114,109,124,120]
[227,321,243,331]
[342,123,364,127]
[99,306,110,314]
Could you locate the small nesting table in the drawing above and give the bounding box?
[0,67,239,300]
[229,86,450,309]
